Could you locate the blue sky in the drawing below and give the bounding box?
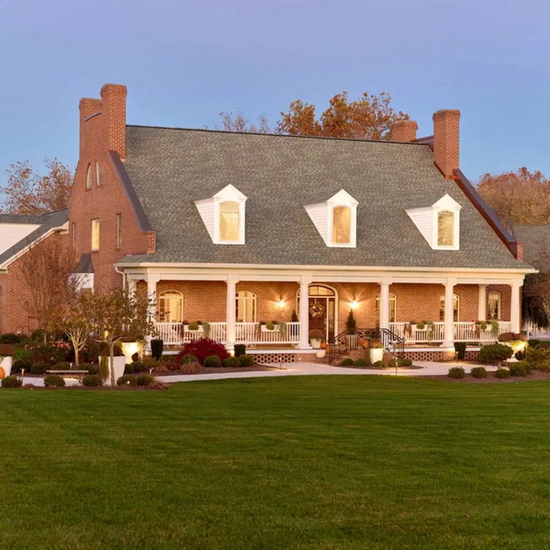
[1,0,549,194]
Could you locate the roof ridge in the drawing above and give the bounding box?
[126,124,429,146]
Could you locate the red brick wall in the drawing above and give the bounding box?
[70,84,152,290]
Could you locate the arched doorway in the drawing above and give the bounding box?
[298,285,337,342]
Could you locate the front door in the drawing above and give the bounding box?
[308,295,336,342]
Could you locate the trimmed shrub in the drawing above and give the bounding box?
[83,363,99,375]
[204,355,222,368]
[142,358,159,370]
[124,363,135,374]
[150,339,164,361]
[0,333,24,344]
[340,358,354,366]
[2,375,22,388]
[180,354,199,365]
[177,338,229,365]
[494,367,511,379]
[509,363,527,377]
[130,361,147,373]
[44,374,65,388]
[454,342,467,360]
[136,374,154,387]
[82,374,103,387]
[448,367,465,379]
[528,339,541,347]
[223,356,241,368]
[470,366,488,379]
[179,362,201,374]
[117,375,137,386]
[398,358,413,367]
[478,344,514,364]
[525,347,550,371]
[239,354,254,367]
[12,359,32,374]
[234,344,246,357]
[373,360,384,368]
[52,362,71,371]
[30,362,49,375]
[354,358,368,367]
[0,344,15,356]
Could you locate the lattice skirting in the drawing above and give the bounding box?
[252,353,297,364]
[402,350,478,362]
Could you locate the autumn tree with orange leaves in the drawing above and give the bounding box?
[1,158,73,214]
[477,167,550,225]
[209,91,409,140]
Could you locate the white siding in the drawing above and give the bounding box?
[304,203,328,244]
[194,200,215,240]
[0,223,41,255]
[406,208,433,246]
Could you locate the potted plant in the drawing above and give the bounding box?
[262,321,276,332]
[490,320,499,338]
[369,340,385,363]
[309,329,324,349]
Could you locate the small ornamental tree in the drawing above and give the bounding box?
[346,310,357,334]
[85,288,156,387]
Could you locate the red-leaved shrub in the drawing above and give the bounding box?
[177,338,229,365]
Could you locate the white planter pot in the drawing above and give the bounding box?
[310,338,322,349]
[98,356,127,386]
[1,356,12,377]
[316,349,327,359]
[369,348,384,363]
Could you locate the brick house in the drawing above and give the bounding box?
[1,83,536,361]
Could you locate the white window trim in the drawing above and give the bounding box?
[487,290,501,320]
[432,195,461,251]
[86,164,93,190]
[195,184,247,245]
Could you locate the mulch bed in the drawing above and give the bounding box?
[423,371,550,384]
[158,365,280,376]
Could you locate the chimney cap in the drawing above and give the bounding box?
[433,109,460,120]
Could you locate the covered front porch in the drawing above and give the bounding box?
[122,266,525,356]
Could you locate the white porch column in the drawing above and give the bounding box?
[145,275,160,349]
[127,278,137,296]
[379,278,392,330]
[298,277,312,349]
[225,276,239,351]
[443,277,457,347]
[478,284,487,321]
[510,281,522,333]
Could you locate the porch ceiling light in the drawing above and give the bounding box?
[278,300,286,308]
[351,300,359,310]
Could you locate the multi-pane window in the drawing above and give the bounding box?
[219,201,240,241]
[439,293,460,322]
[86,164,93,190]
[158,291,183,322]
[332,206,351,244]
[91,219,100,251]
[437,210,454,247]
[116,213,122,250]
[96,162,103,186]
[487,291,501,320]
[236,291,257,322]
[375,293,397,323]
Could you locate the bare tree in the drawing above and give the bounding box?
[208,109,271,133]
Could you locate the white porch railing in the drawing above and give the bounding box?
[154,321,300,345]
[389,321,513,344]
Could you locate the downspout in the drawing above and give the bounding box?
[114,266,127,289]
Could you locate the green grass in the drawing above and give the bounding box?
[2,376,550,549]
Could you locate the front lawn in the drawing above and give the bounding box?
[2,376,550,549]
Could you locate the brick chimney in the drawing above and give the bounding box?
[100,84,127,162]
[79,98,102,155]
[433,109,460,178]
[391,119,418,142]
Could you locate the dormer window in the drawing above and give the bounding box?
[332,206,351,244]
[219,201,240,241]
[305,190,358,248]
[86,164,93,190]
[195,184,247,245]
[406,194,461,251]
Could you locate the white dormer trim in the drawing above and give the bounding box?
[406,194,461,251]
[304,189,358,248]
[195,184,247,245]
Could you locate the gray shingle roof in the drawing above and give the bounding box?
[0,209,68,267]
[514,225,550,265]
[0,213,44,224]
[122,126,528,270]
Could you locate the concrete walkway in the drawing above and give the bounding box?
[19,361,498,387]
